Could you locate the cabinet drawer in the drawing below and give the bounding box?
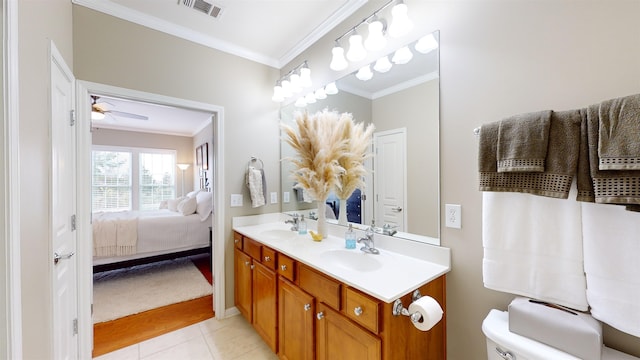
[277,253,296,282]
[299,264,341,310]
[243,237,262,260]
[233,232,243,250]
[344,287,380,333]
[261,246,277,270]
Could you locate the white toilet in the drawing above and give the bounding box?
[483,309,639,360]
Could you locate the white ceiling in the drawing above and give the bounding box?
[76,0,369,136]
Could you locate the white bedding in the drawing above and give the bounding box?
[93,209,211,266]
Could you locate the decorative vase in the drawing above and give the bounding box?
[316,201,327,239]
[338,200,348,225]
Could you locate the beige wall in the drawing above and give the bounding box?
[92,128,196,197]
[285,0,640,358]
[18,0,74,358]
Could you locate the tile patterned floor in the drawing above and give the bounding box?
[94,314,278,360]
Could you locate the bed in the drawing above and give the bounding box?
[92,190,213,273]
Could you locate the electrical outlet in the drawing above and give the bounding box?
[230,194,243,207]
[283,191,290,203]
[445,204,462,229]
[270,192,278,204]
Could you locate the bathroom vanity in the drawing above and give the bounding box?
[233,214,450,360]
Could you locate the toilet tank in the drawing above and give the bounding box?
[482,310,640,360]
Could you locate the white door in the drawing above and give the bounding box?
[373,128,407,231]
[51,43,78,360]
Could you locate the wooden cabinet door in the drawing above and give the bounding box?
[278,278,315,360]
[316,303,381,360]
[252,261,278,353]
[234,248,253,322]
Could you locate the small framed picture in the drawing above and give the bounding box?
[202,143,209,170]
[196,145,203,166]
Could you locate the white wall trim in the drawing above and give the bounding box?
[2,0,22,358]
[75,81,227,354]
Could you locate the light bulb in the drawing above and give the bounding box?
[295,97,307,107]
[325,82,339,95]
[300,65,312,88]
[355,65,373,81]
[305,93,317,104]
[281,79,292,98]
[289,73,302,93]
[392,46,413,64]
[388,2,413,38]
[272,84,284,102]
[315,88,327,100]
[330,45,348,71]
[364,20,387,51]
[373,56,393,73]
[415,33,439,54]
[346,34,366,62]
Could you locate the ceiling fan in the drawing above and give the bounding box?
[91,95,149,121]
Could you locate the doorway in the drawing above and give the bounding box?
[75,81,226,357]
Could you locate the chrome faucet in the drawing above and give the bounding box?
[358,223,380,254]
[285,213,299,231]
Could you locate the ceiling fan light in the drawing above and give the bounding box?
[355,65,373,81]
[91,111,105,120]
[392,46,413,64]
[295,97,307,107]
[364,20,387,51]
[324,82,339,95]
[415,33,439,54]
[330,45,348,71]
[300,63,312,88]
[373,56,393,73]
[315,87,327,100]
[346,34,366,62]
[388,2,413,38]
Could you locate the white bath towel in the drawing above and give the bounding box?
[247,166,266,208]
[482,184,588,311]
[581,202,640,337]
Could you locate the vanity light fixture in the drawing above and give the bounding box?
[314,87,327,100]
[415,33,439,54]
[355,65,374,81]
[329,0,414,72]
[272,61,313,103]
[391,45,413,64]
[295,97,307,108]
[325,82,339,95]
[305,93,317,104]
[388,1,413,38]
[373,55,393,73]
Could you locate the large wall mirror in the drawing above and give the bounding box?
[281,31,440,245]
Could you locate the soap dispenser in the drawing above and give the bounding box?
[298,214,307,235]
[345,223,356,249]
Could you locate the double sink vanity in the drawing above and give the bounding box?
[232,213,451,359]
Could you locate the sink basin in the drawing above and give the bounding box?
[259,228,298,240]
[322,249,383,272]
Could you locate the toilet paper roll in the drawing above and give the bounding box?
[408,296,443,331]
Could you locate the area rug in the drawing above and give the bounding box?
[92,258,212,323]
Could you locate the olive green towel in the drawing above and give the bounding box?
[597,94,640,170]
[497,110,551,173]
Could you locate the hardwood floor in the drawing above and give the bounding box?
[93,255,214,358]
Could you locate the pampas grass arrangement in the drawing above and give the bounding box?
[282,109,374,234]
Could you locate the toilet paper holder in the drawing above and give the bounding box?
[392,289,423,323]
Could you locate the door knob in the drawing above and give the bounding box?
[53,251,75,265]
[392,206,403,212]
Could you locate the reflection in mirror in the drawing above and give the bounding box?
[281,31,440,244]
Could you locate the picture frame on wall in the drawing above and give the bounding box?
[202,142,209,170]
[196,145,203,167]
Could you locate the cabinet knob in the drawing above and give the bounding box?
[280,264,287,271]
[304,303,311,311]
[316,311,324,320]
[244,261,250,266]
[354,306,363,316]
[234,239,240,244]
[264,256,271,262]
[250,264,255,270]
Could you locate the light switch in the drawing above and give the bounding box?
[283,191,290,203]
[231,194,243,207]
[270,192,278,204]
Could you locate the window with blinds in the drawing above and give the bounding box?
[92,146,177,212]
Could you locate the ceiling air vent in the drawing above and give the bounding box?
[180,0,223,19]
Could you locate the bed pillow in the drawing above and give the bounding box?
[158,200,168,209]
[186,189,201,198]
[178,196,197,215]
[196,191,213,221]
[168,196,186,212]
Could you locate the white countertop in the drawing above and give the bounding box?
[232,214,451,303]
